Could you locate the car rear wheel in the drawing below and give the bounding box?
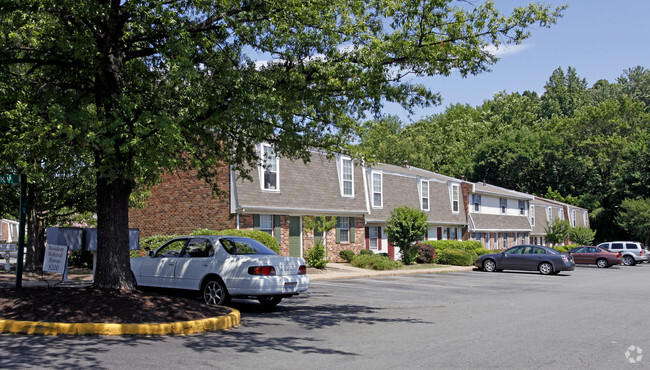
[483,259,497,272]
[539,262,553,275]
[596,258,609,268]
[623,255,636,266]
[258,296,283,307]
[203,278,230,306]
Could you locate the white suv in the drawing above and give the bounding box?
[597,241,649,266]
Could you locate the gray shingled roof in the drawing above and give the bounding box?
[469,213,532,232]
[473,182,534,200]
[233,149,368,215]
[364,163,467,225]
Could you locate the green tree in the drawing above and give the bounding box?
[616,198,650,246]
[568,226,596,246]
[545,219,571,246]
[385,206,428,265]
[540,66,589,118]
[1,1,564,290]
[617,66,650,112]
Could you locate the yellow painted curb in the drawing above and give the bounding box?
[0,307,240,336]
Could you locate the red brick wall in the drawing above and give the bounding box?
[129,166,234,238]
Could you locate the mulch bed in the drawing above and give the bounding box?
[0,286,231,324]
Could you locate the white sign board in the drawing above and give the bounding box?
[44,244,68,274]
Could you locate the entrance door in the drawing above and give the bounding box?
[289,216,302,257]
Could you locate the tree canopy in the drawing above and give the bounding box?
[355,65,650,243]
[1,1,564,289]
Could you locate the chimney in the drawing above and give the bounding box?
[403,160,409,169]
[482,180,486,186]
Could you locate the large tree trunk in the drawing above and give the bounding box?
[25,184,45,272]
[94,175,135,290]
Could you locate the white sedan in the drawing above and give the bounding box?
[130,235,310,307]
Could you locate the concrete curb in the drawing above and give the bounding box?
[0,307,240,336]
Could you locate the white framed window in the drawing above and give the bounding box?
[571,210,576,226]
[260,143,279,191]
[340,156,354,197]
[451,184,459,213]
[10,224,17,238]
[547,206,552,222]
[583,211,588,225]
[369,226,378,250]
[500,198,507,215]
[502,232,509,248]
[339,217,350,243]
[420,180,429,211]
[472,194,481,212]
[558,208,564,220]
[372,171,383,208]
[259,215,274,235]
[518,200,526,215]
[494,233,499,249]
[530,205,535,226]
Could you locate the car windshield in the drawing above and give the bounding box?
[219,237,277,255]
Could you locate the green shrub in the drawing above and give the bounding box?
[553,245,572,253]
[305,241,330,269]
[474,247,492,256]
[420,240,483,254]
[339,249,355,262]
[351,254,403,270]
[417,243,436,263]
[68,250,93,268]
[190,228,280,253]
[359,249,374,256]
[436,248,476,266]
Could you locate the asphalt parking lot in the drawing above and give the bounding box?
[1,264,648,369]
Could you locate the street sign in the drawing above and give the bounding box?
[0,174,19,185]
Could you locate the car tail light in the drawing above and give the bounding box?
[561,254,569,263]
[248,266,276,276]
[617,252,621,258]
[298,265,307,275]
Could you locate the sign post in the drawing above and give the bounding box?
[16,174,27,289]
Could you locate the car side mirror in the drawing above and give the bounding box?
[148,250,155,257]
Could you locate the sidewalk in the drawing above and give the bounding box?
[307,262,475,281]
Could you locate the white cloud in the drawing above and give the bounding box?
[484,43,532,57]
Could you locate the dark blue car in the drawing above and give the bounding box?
[475,245,575,275]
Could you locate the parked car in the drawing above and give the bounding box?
[596,241,649,266]
[566,246,621,268]
[475,245,575,275]
[130,235,310,307]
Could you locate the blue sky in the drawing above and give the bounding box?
[383,0,650,123]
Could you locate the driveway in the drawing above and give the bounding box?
[0,264,648,369]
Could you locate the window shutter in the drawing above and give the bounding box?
[274,215,281,244]
[335,218,341,243]
[253,214,260,230]
[350,217,355,243]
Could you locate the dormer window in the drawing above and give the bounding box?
[530,205,535,226]
[340,156,354,197]
[500,198,507,214]
[451,184,459,213]
[518,200,526,215]
[547,207,552,222]
[261,143,279,191]
[371,171,383,208]
[420,180,429,211]
[558,208,564,220]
